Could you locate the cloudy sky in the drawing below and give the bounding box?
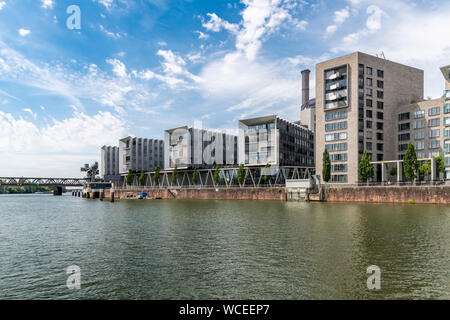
[0,0,449,177]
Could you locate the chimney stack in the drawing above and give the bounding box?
[301,69,311,106]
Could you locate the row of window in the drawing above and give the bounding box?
[325,143,347,152]
[365,99,384,109]
[325,132,347,142]
[399,106,450,122]
[359,65,384,78]
[325,121,347,132]
[413,140,441,150]
[325,110,347,122]
[330,153,347,162]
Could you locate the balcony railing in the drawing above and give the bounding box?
[325,101,347,110]
[325,89,347,101]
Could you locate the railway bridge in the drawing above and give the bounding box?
[0,177,89,195]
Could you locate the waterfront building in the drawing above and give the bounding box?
[119,137,164,174]
[164,126,238,169]
[238,115,314,167]
[395,64,450,179]
[100,146,120,181]
[315,52,424,183]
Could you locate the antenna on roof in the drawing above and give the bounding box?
[381,51,386,60]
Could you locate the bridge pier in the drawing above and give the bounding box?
[53,186,63,196]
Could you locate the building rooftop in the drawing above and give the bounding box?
[440,65,450,81]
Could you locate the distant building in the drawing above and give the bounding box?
[394,64,450,179]
[100,146,120,181]
[300,69,316,133]
[164,126,238,169]
[238,115,314,167]
[119,137,164,174]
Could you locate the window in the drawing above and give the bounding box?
[414,141,424,150]
[444,117,450,126]
[429,129,440,138]
[377,91,384,99]
[367,67,373,75]
[325,110,347,121]
[414,131,424,140]
[377,132,384,140]
[445,157,450,166]
[366,99,373,107]
[417,152,425,158]
[366,121,372,129]
[429,140,440,149]
[377,69,384,78]
[325,132,347,142]
[331,164,347,172]
[414,110,425,119]
[445,103,450,114]
[377,143,384,151]
[367,131,373,139]
[377,154,383,161]
[330,153,347,162]
[366,110,373,118]
[325,143,347,152]
[377,112,384,120]
[429,107,440,116]
[325,121,347,132]
[428,118,440,127]
[366,142,372,151]
[398,144,408,152]
[414,120,425,129]
[377,80,384,88]
[398,123,410,131]
[398,112,410,121]
[366,88,373,96]
[366,78,373,86]
[398,133,410,141]
[429,151,440,158]
[377,122,384,130]
[331,175,348,183]
[377,101,384,109]
[445,129,450,139]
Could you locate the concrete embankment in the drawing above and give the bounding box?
[323,186,450,204]
[104,188,287,201]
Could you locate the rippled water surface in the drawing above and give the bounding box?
[0,194,449,299]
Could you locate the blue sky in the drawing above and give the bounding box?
[0,0,450,176]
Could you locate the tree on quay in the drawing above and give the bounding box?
[322,149,331,183]
[358,150,374,183]
[214,165,220,185]
[139,169,146,186]
[263,163,271,184]
[434,155,445,179]
[126,169,133,186]
[154,166,161,186]
[237,164,245,185]
[403,143,418,182]
[171,165,178,186]
[418,160,431,181]
[192,167,198,185]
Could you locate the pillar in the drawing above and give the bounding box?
[431,157,437,182]
[381,164,386,185]
[397,162,402,183]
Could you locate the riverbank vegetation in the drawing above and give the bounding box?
[0,186,63,194]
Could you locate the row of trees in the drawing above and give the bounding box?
[322,143,445,183]
[0,185,59,194]
[124,163,273,187]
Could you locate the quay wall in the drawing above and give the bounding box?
[105,188,287,201]
[323,186,450,204]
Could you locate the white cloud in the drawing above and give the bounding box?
[23,108,37,119]
[99,24,126,39]
[202,13,239,33]
[0,1,6,10]
[195,31,210,40]
[0,110,126,176]
[326,6,350,35]
[41,0,54,9]
[106,58,128,77]
[18,29,31,37]
[95,0,115,9]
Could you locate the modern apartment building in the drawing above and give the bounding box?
[238,115,314,167]
[395,65,450,179]
[100,145,120,181]
[164,126,238,169]
[315,52,424,183]
[119,137,164,174]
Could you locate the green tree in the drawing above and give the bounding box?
[126,169,133,186]
[192,167,198,185]
[139,169,146,186]
[237,164,245,185]
[322,149,331,182]
[214,165,220,185]
[358,150,374,183]
[434,155,445,178]
[389,166,397,177]
[171,165,178,186]
[418,160,431,181]
[403,143,418,181]
[263,163,271,184]
[154,166,161,186]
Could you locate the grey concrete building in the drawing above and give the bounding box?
[119,137,164,174]
[395,64,450,180]
[238,115,314,167]
[100,145,120,181]
[315,52,424,183]
[164,126,238,169]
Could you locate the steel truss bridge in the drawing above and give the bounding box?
[0,177,88,187]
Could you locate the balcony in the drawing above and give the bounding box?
[325,71,346,81]
[326,89,347,101]
[325,101,347,110]
[329,82,342,90]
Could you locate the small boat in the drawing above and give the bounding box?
[137,192,148,199]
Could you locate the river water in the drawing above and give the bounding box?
[0,194,448,300]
